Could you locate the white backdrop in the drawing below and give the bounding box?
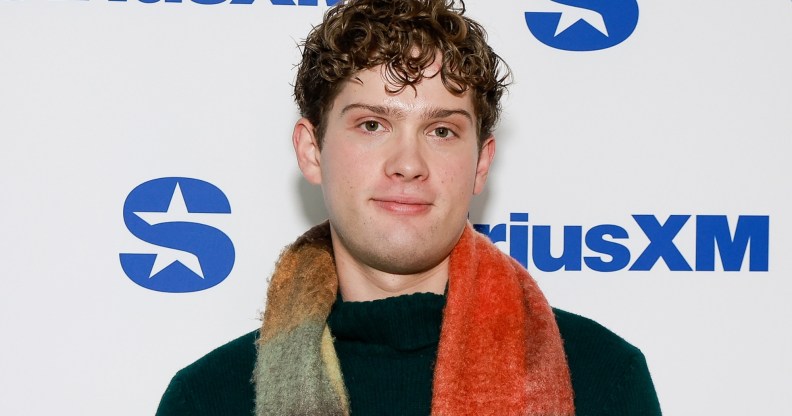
[1,0,790,415]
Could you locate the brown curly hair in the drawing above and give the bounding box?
[294,0,511,149]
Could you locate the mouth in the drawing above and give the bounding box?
[371,197,433,215]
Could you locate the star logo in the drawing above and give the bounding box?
[528,0,609,37]
[524,0,639,52]
[120,177,235,293]
[133,183,208,279]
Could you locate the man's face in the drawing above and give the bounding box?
[294,62,494,276]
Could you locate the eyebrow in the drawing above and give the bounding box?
[340,104,406,119]
[423,107,473,124]
[340,103,473,124]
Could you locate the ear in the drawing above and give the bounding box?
[473,135,495,195]
[293,118,322,185]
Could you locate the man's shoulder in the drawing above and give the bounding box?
[552,308,662,415]
[176,329,259,380]
[156,330,259,416]
[553,308,642,358]
[552,307,646,376]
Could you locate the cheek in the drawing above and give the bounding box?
[438,153,479,191]
[321,147,370,198]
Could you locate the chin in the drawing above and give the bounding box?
[372,256,444,276]
[363,242,450,275]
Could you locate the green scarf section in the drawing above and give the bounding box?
[253,223,348,414]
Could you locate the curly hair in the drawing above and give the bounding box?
[294,0,511,149]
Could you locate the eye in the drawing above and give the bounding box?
[361,120,382,132]
[431,126,455,138]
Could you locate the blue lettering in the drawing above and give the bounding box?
[630,215,692,271]
[474,223,506,244]
[695,215,769,271]
[532,225,583,272]
[105,0,344,5]
[509,213,529,268]
[584,224,630,272]
[474,214,528,268]
[474,213,769,273]
[271,0,341,5]
[108,0,230,3]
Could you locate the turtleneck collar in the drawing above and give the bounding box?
[327,292,445,352]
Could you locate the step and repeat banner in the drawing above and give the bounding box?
[1,0,790,415]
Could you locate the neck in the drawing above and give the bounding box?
[332,241,449,302]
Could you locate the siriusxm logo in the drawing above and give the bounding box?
[524,0,639,51]
[106,0,338,4]
[120,177,235,293]
[270,0,339,4]
[474,213,769,272]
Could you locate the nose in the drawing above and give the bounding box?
[383,133,429,182]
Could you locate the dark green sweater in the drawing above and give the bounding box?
[157,293,661,415]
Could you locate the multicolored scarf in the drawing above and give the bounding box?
[254,222,575,415]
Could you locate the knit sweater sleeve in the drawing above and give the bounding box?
[554,308,662,416]
[602,347,662,415]
[156,372,198,416]
[154,330,259,416]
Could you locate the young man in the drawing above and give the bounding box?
[157,1,662,415]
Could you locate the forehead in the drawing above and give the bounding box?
[329,64,475,118]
